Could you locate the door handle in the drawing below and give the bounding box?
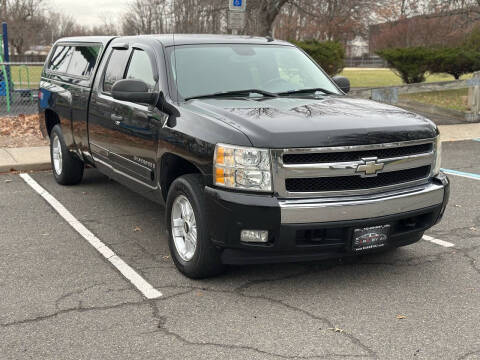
[111,114,124,125]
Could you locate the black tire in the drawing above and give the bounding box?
[50,125,84,185]
[166,174,225,279]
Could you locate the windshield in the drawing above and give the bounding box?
[168,44,341,100]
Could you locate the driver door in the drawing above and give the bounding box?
[89,42,166,191]
[107,46,165,188]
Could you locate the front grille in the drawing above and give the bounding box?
[283,143,433,164]
[285,166,431,192]
[273,140,436,197]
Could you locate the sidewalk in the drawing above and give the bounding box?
[0,123,479,173]
[438,123,480,142]
[0,146,50,173]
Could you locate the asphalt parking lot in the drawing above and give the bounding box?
[1,140,479,360]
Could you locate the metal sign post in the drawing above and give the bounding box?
[227,0,246,35]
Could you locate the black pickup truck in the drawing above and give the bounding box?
[39,35,449,278]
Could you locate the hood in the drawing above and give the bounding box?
[182,96,438,148]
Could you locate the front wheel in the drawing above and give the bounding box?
[166,174,225,279]
[50,125,84,185]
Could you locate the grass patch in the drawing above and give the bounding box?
[340,68,472,88]
[400,88,469,112]
[0,65,43,89]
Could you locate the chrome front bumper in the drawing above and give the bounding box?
[279,179,447,224]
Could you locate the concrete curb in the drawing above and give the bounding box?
[0,146,51,173]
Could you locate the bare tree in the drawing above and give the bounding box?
[244,0,290,36]
[90,16,120,36]
[5,0,45,54]
[369,0,480,52]
[1,0,7,20]
[274,0,378,42]
[3,1,120,50]
[120,0,292,37]
[122,0,171,35]
[172,0,226,34]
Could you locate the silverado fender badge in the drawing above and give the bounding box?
[356,157,384,177]
[133,156,155,169]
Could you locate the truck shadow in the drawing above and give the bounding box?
[53,168,436,293]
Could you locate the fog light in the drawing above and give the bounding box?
[241,230,269,243]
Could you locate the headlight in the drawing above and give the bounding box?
[433,136,442,175]
[214,144,272,192]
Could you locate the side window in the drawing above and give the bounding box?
[103,49,130,93]
[125,50,156,91]
[49,46,74,73]
[67,45,101,78]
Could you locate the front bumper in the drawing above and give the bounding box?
[205,173,450,265]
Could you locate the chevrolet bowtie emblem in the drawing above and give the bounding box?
[356,157,384,177]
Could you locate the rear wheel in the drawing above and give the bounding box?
[166,174,225,278]
[50,125,84,185]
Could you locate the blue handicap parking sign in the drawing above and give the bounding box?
[233,0,242,6]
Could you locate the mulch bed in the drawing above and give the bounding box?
[0,114,49,148]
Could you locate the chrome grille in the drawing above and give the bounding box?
[283,143,433,164]
[271,139,436,198]
[285,166,431,192]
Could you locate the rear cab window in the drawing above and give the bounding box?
[68,46,102,78]
[47,43,102,79]
[49,46,74,73]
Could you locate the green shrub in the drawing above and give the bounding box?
[463,26,480,51]
[429,47,479,79]
[293,40,345,76]
[376,47,434,84]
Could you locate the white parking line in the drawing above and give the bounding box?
[20,173,162,299]
[441,168,480,181]
[422,235,455,248]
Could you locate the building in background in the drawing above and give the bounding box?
[345,36,369,57]
[24,45,50,56]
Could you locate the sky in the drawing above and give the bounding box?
[49,0,132,26]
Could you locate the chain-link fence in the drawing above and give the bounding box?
[0,62,43,117]
[344,57,388,68]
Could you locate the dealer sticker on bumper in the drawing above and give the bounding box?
[352,225,390,252]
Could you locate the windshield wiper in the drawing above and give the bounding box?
[184,89,278,101]
[277,88,336,96]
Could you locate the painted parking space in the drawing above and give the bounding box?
[20,173,162,300]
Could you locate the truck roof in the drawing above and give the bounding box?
[54,34,292,47]
[152,34,292,47]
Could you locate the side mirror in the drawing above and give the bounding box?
[111,79,157,104]
[332,76,350,94]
